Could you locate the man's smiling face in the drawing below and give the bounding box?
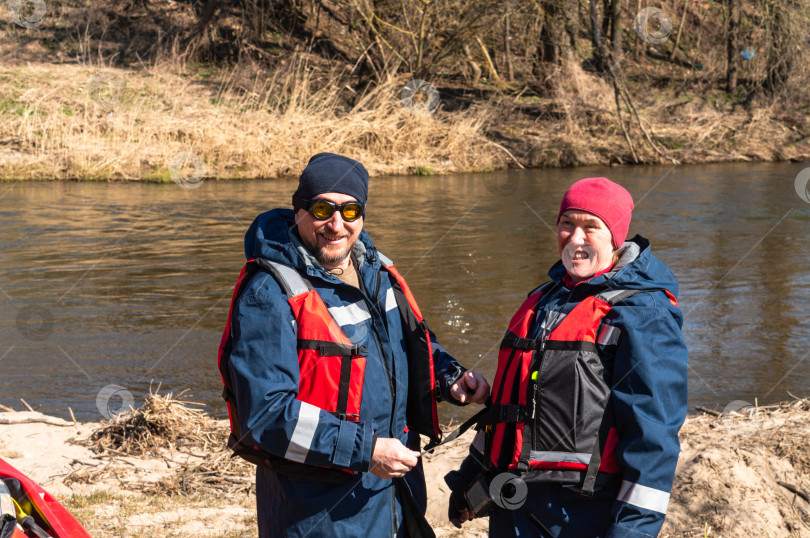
[295,192,363,270]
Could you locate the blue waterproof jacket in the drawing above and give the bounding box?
[227,209,466,537]
[446,235,688,537]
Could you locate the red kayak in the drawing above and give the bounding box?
[0,458,90,538]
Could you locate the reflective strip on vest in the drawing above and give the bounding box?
[285,402,321,463]
[384,287,397,312]
[617,480,670,514]
[327,300,372,326]
[377,251,394,267]
[596,324,621,346]
[539,312,567,333]
[596,288,631,304]
[267,261,310,297]
[472,430,486,453]
[529,451,592,465]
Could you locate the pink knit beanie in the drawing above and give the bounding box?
[557,177,634,249]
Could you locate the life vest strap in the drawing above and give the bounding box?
[297,339,368,357]
[477,403,530,425]
[579,398,615,497]
[421,405,490,455]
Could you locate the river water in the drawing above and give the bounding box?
[2,162,809,422]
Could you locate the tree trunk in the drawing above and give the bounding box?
[537,0,575,65]
[610,0,623,59]
[670,0,689,62]
[504,7,514,82]
[764,0,793,94]
[589,0,607,72]
[726,0,739,91]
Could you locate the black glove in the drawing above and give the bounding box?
[448,489,471,528]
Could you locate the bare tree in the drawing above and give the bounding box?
[725,0,740,91]
[763,0,794,95]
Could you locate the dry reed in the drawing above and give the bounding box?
[0,57,503,181]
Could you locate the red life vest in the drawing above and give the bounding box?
[217,254,440,482]
[483,283,676,494]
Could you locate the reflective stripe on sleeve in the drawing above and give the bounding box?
[528,451,591,464]
[384,288,397,312]
[617,480,670,514]
[284,402,321,463]
[328,301,372,326]
[596,324,621,346]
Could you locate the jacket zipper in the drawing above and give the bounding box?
[357,269,397,437]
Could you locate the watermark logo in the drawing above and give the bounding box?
[8,0,46,29]
[87,73,126,109]
[96,384,135,420]
[15,306,53,341]
[169,152,207,188]
[634,7,672,45]
[721,400,760,437]
[401,79,440,116]
[329,317,369,345]
[484,174,519,196]
[489,472,528,510]
[794,167,810,203]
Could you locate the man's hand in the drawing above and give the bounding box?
[369,437,420,479]
[450,370,490,404]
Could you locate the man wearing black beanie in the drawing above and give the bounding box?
[218,153,491,537]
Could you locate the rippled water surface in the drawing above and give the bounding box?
[2,161,809,421]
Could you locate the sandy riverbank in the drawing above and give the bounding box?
[0,394,807,537]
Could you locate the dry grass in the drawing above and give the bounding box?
[1,53,808,180]
[0,56,503,181]
[662,396,810,537]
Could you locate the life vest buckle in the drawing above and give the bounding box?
[500,336,538,350]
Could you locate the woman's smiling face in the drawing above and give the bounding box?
[556,210,615,283]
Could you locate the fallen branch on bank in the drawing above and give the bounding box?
[0,411,74,427]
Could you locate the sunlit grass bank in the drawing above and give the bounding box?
[0,59,501,181]
[1,57,808,181]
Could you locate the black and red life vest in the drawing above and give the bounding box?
[482,283,677,495]
[217,254,440,481]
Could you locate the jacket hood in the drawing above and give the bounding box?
[243,208,379,275]
[548,234,679,298]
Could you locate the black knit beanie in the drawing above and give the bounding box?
[292,153,369,207]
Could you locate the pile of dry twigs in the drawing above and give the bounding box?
[82,389,222,457]
[75,389,254,495]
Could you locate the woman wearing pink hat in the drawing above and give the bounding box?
[445,177,688,537]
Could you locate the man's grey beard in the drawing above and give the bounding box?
[315,244,352,266]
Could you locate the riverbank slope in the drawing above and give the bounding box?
[0,393,807,537]
[1,60,808,182]
[2,0,809,181]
